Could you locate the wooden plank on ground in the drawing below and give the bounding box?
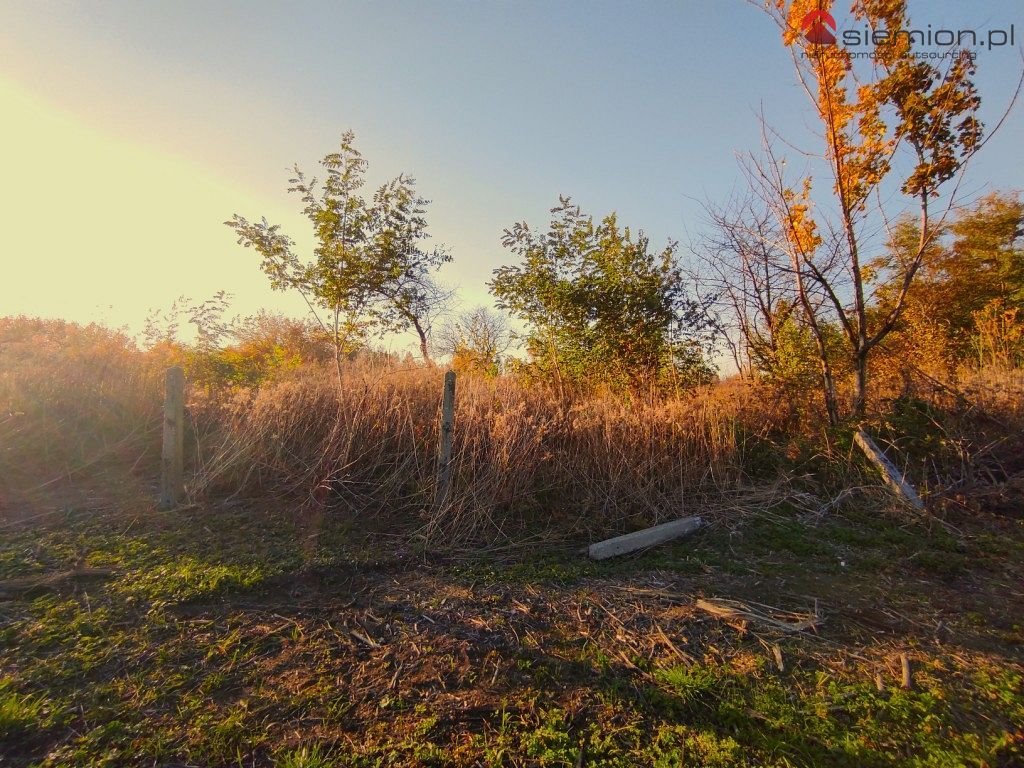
[854,429,924,510]
[588,516,704,560]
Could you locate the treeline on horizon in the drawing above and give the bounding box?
[54,175,1020,415]
[189,180,1024,395]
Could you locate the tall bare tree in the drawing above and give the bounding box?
[437,306,513,376]
[691,194,796,377]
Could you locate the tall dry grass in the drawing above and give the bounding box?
[191,366,786,546]
[4,316,1023,546]
[0,318,163,500]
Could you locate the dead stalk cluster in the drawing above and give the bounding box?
[190,367,778,546]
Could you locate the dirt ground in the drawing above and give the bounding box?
[1,465,1022,767]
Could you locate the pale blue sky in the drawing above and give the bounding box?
[1,0,1021,353]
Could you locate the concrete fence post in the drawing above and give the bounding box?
[434,370,456,508]
[160,366,185,509]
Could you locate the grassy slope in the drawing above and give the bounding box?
[0,479,1022,767]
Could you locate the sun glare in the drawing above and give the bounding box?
[0,76,304,333]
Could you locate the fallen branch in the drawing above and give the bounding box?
[695,597,820,633]
[0,568,114,600]
[350,628,381,648]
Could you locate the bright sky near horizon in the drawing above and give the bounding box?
[1,0,1022,356]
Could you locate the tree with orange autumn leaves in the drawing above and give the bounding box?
[744,0,1019,424]
[872,192,1024,378]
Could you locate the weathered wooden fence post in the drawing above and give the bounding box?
[434,370,456,508]
[160,366,185,509]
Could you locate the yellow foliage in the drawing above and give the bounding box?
[783,179,822,257]
[973,301,1024,369]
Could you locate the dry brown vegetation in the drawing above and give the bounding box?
[3,315,1023,547]
[0,318,163,505]
[192,368,770,547]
